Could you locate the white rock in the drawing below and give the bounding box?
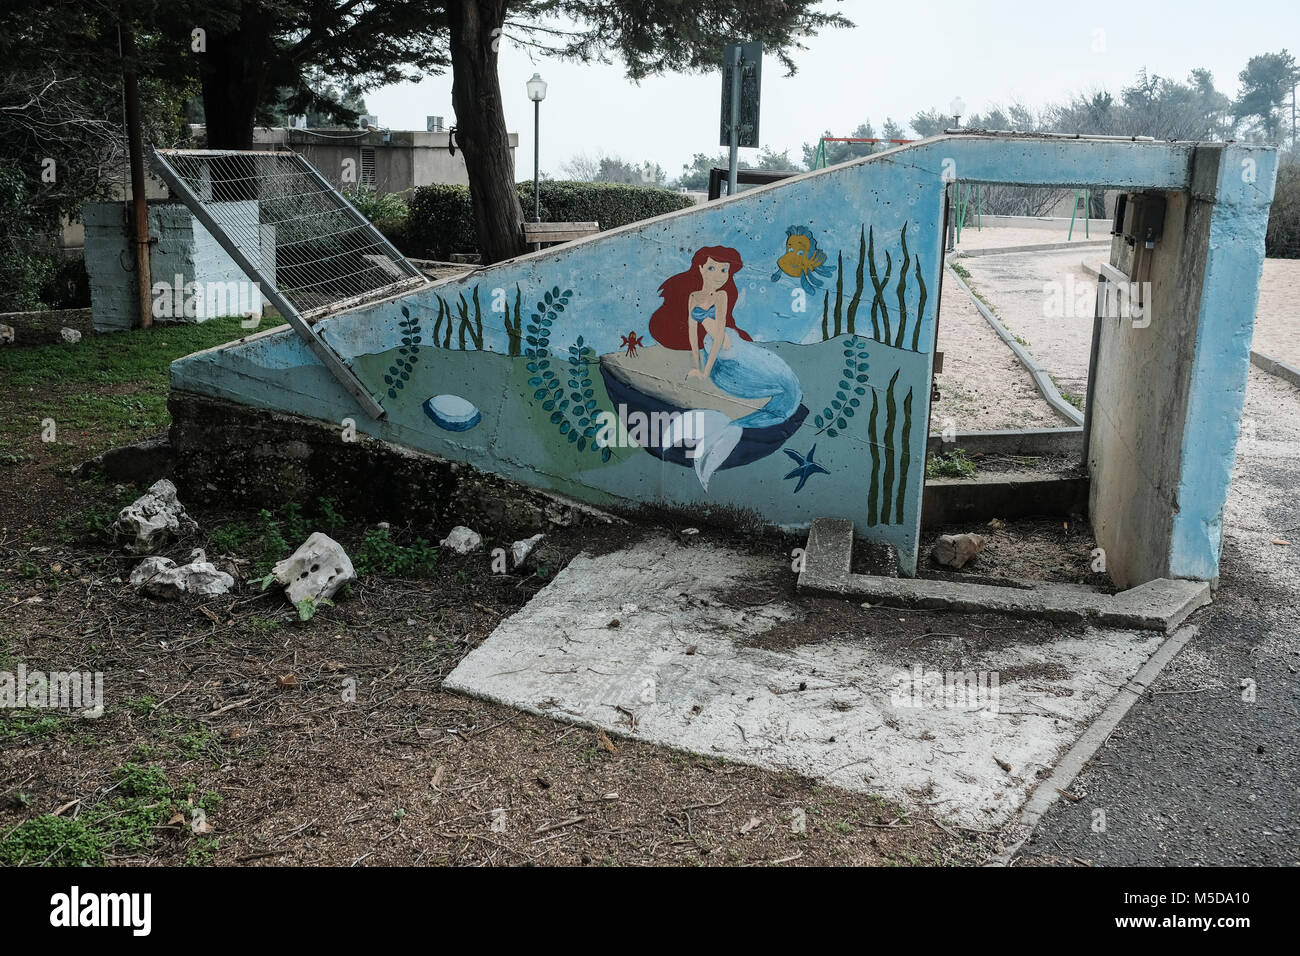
[509,533,544,568]
[440,525,482,554]
[130,555,234,598]
[931,533,987,569]
[112,479,197,554]
[0,324,14,345]
[272,532,356,604]
[60,327,82,344]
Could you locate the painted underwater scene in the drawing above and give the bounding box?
[174,162,947,573]
[349,239,933,570]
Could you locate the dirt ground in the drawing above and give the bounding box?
[0,433,998,866]
[918,517,1111,589]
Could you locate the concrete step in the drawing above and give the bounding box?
[798,518,1210,633]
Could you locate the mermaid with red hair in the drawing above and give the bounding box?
[647,246,803,489]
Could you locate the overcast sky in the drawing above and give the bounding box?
[365,0,1300,179]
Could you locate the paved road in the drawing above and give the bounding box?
[1018,367,1300,865]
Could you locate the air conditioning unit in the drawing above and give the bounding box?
[358,114,379,129]
[426,115,445,132]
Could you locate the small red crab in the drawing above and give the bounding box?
[620,331,645,358]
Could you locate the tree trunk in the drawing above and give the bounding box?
[448,0,525,263]
[197,2,273,150]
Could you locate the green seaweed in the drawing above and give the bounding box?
[867,226,892,344]
[911,257,927,352]
[383,306,422,400]
[894,223,910,349]
[833,250,844,338]
[505,284,523,356]
[847,226,866,335]
[896,386,913,523]
[815,336,869,438]
[867,389,881,527]
[881,368,900,525]
[525,287,612,462]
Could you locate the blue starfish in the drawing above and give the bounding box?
[782,444,830,493]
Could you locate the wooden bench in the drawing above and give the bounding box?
[522,221,600,247]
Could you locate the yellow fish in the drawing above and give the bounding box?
[772,226,834,293]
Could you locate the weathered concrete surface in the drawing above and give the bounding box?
[168,390,620,539]
[926,427,1083,458]
[922,472,1089,528]
[1089,145,1277,587]
[798,518,1210,633]
[1250,349,1300,390]
[84,201,264,332]
[444,534,1166,827]
[73,434,173,485]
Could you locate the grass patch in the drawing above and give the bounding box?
[0,709,67,741]
[1055,381,1085,410]
[0,761,223,865]
[0,316,253,460]
[207,498,438,582]
[925,448,978,479]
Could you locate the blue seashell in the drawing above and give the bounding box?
[423,394,481,432]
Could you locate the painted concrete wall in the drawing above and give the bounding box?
[1088,144,1277,587]
[169,135,1273,581]
[177,152,949,572]
[85,201,265,332]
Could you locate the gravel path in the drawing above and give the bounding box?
[956,248,1096,400]
[1253,258,1300,368]
[931,277,1067,432]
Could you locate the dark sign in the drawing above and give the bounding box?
[719,41,762,148]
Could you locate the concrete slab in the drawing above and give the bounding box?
[798,518,1210,632]
[444,534,1167,827]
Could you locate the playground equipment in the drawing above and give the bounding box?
[162,133,1276,586]
[810,136,914,169]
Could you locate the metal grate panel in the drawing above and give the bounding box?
[152,148,425,319]
[149,147,428,419]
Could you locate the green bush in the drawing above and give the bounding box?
[0,161,61,312]
[344,187,411,250]
[404,180,696,260]
[1266,162,1300,259]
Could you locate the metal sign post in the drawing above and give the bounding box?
[719,41,762,196]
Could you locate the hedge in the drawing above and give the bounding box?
[402,181,696,260]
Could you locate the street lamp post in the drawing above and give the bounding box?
[526,73,547,250]
[949,95,966,129]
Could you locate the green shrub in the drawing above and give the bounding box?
[344,187,411,250]
[404,180,696,260]
[1266,162,1300,259]
[0,161,61,312]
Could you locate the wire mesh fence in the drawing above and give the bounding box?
[152,149,426,319]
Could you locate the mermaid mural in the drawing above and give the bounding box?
[598,246,808,490]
